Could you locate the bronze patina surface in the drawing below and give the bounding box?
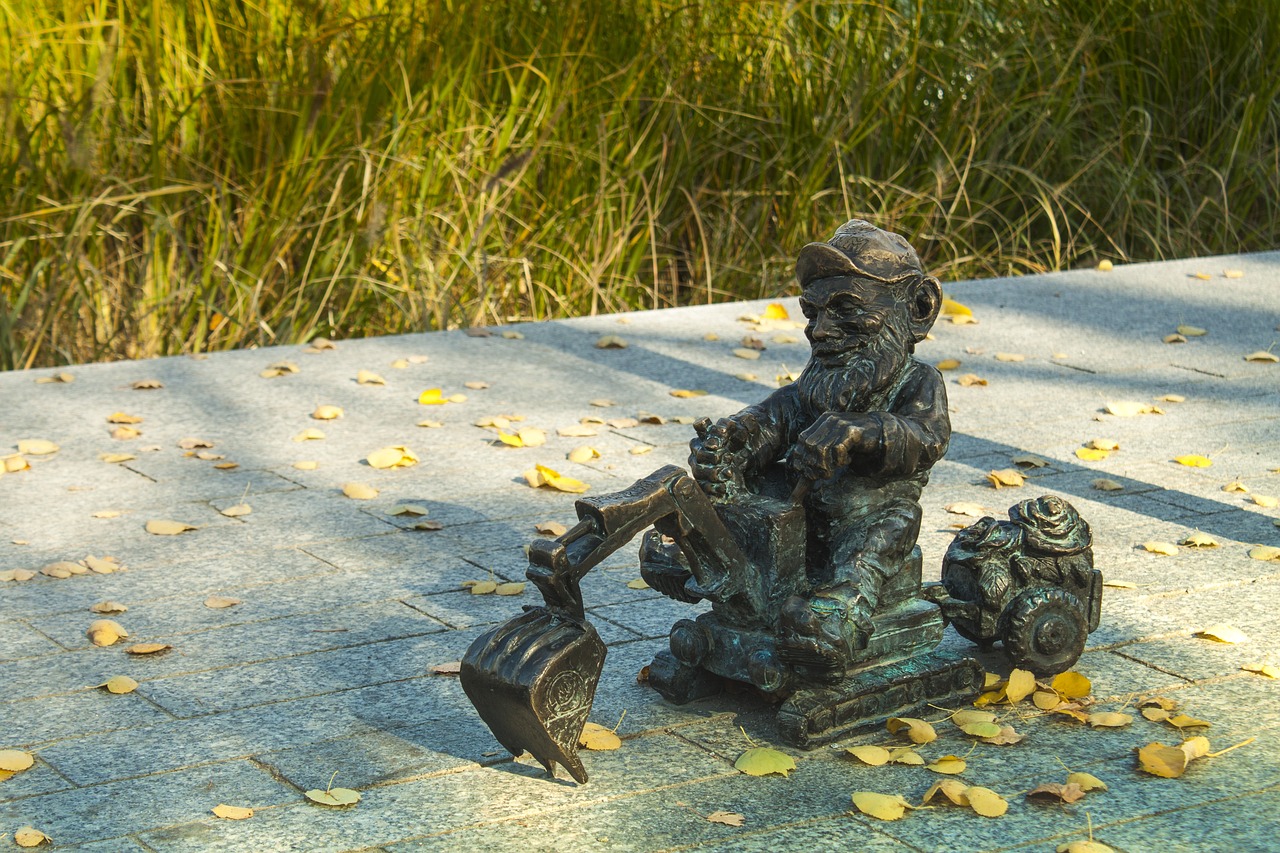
[461,221,1100,781]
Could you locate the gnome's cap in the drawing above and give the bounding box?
[796,220,924,288]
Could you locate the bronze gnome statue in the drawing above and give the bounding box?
[461,221,1101,783]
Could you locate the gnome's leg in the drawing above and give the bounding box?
[779,498,922,668]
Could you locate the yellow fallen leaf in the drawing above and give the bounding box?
[1075,447,1111,462]
[83,555,123,574]
[100,452,136,464]
[1223,480,1248,495]
[956,373,988,386]
[1176,325,1207,337]
[413,520,442,532]
[1252,494,1278,508]
[1027,782,1086,803]
[1096,260,1113,271]
[534,521,568,536]
[260,361,299,378]
[516,427,546,447]
[567,446,600,464]
[87,619,127,646]
[146,519,197,536]
[887,747,924,765]
[205,596,241,608]
[42,561,86,578]
[293,460,319,470]
[525,464,589,494]
[629,446,653,455]
[468,580,498,595]
[367,446,414,469]
[959,721,1003,738]
[944,501,988,517]
[0,749,35,772]
[705,810,745,827]
[733,347,761,360]
[927,755,967,774]
[1137,741,1190,778]
[1166,713,1211,729]
[579,722,622,751]
[342,482,379,500]
[735,747,795,777]
[102,675,139,694]
[627,578,650,590]
[494,582,526,596]
[851,791,912,821]
[1064,772,1107,792]
[502,330,523,339]
[965,786,1008,817]
[762,302,790,320]
[35,372,74,383]
[986,469,1025,489]
[1242,663,1279,678]
[1012,454,1049,468]
[126,643,172,655]
[357,370,386,386]
[1173,454,1212,467]
[0,569,37,582]
[212,804,254,820]
[595,335,628,349]
[935,358,961,371]
[886,716,937,744]
[293,428,325,442]
[418,388,452,405]
[1176,532,1218,549]
[1108,401,1158,417]
[1087,711,1133,728]
[220,504,251,518]
[994,352,1025,362]
[940,297,972,317]
[1194,624,1248,644]
[17,439,59,455]
[951,710,998,727]
[845,745,891,766]
[670,389,709,398]
[1142,541,1179,556]
[1244,351,1279,363]
[981,725,1024,745]
[1248,545,1280,561]
[305,787,361,806]
[2,454,30,472]
[106,412,143,424]
[1052,671,1092,698]
[1006,668,1037,702]
[14,826,50,848]
[312,405,344,420]
[90,600,128,614]
[1092,478,1123,491]
[922,778,970,806]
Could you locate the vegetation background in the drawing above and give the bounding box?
[2,0,1277,368]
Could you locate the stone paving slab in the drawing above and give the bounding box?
[3,250,1280,850]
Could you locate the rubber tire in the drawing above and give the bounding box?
[1000,587,1087,675]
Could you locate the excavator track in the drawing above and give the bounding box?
[776,652,983,748]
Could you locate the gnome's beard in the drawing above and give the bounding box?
[797,319,911,415]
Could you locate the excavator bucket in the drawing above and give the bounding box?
[460,465,744,783]
[461,606,605,783]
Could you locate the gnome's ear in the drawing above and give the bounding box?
[906,275,942,343]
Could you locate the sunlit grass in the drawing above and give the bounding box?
[2,0,1276,367]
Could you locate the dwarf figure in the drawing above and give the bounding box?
[686,220,948,669]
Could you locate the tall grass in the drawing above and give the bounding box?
[2,0,1277,368]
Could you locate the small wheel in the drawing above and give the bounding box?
[1000,587,1086,675]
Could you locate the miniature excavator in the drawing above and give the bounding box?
[460,452,1100,783]
[460,220,1101,783]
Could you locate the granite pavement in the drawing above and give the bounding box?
[2,252,1279,851]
